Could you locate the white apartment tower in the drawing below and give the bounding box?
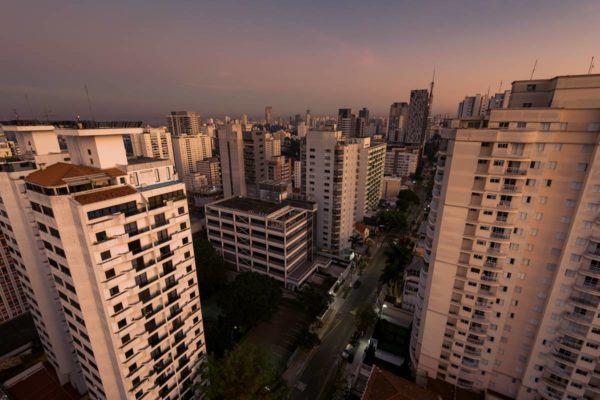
[302,131,385,254]
[129,127,175,165]
[0,123,205,400]
[410,74,600,400]
[172,134,212,186]
[0,229,28,322]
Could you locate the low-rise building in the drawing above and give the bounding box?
[205,197,323,288]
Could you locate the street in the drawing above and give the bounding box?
[289,239,388,400]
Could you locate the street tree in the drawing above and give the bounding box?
[376,210,408,232]
[380,240,414,295]
[355,304,378,334]
[201,342,288,400]
[348,233,364,250]
[296,283,333,321]
[396,189,420,211]
[295,328,321,350]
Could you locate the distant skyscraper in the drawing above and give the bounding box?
[241,113,248,125]
[405,89,430,144]
[172,134,213,191]
[265,106,273,125]
[337,108,355,137]
[217,123,247,198]
[355,107,370,137]
[167,111,201,135]
[129,127,175,164]
[457,94,488,119]
[387,102,409,143]
[488,90,511,110]
[305,109,311,127]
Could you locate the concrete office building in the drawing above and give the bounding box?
[385,147,419,177]
[388,102,409,144]
[0,122,205,400]
[205,197,324,288]
[410,74,600,400]
[293,160,302,190]
[405,89,430,145]
[167,111,201,135]
[217,123,247,198]
[197,157,221,186]
[0,230,27,323]
[355,107,370,137]
[129,127,175,165]
[243,131,269,197]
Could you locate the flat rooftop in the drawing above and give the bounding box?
[213,197,285,215]
[126,156,167,165]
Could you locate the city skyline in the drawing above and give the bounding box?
[1,1,599,122]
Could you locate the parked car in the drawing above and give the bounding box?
[341,343,355,362]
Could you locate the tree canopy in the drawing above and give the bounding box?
[201,342,288,400]
[296,282,333,321]
[217,272,283,331]
[380,240,414,289]
[193,232,229,299]
[376,210,408,232]
[355,304,378,334]
[396,189,420,212]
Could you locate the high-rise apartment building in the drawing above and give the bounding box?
[305,109,311,128]
[129,127,175,164]
[457,94,488,119]
[265,133,282,161]
[302,131,385,254]
[0,122,205,400]
[354,138,386,221]
[385,146,419,177]
[405,89,430,145]
[217,123,247,198]
[488,90,511,110]
[265,106,273,125]
[243,131,269,197]
[293,160,302,189]
[410,74,600,400]
[172,134,212,178]
[388,102,409,144]
[0,230,27,323]
[197,157,222,186]
[337,108,355,137]
[167,111,201,135]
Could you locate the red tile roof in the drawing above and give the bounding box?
[25,162,125,187]
[364,367,440,400]
[7,362,82,400]
[73,185,137,205]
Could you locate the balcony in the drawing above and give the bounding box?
[502,184,520,193]
[505,167,527,176]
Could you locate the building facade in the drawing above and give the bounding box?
[410,74,600,400]
[385,146,419,177]
[388,102,409,144]
[405,89,430,145]
[0,123,205,400]
[354,138,386,221]
[172,134,212,181]
[167,111,201,135]
[0,230,28,323]
[205,197,319,288]
[217,123,247,198]
[129,127,175,165]
[337,108,355,137]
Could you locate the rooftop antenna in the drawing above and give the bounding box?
[589,56,595,74]
[24,94,35,120]
[530,59,537,80]
[498,80,503,93]
[84,84,96,121]
[486,84,490,98]
[12,109,19,120]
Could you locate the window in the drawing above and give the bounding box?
[109,286,119,296]
[536,143,545,152]
[526,84,537,91]
[540,122,551,131]
[498,143,509,148]
[571,181,582,190]
[547,161,557,169]
[96,231,108,242]
[499,122,509,129]
[543,179,552,187]
[100,250,111,261]
[105,269,116,280]
[576,163,588,172]
[517,122,527,128]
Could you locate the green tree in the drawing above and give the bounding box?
[376,210,408,232]
[348,233,364,250]
[396,189,420,211]
[296,283,333,321]
[380,240,413,295]
[355,304,378,334]
[201,342,288,400]
[295,328,321,350]
[193,231,229,299]
[217,272,283,331]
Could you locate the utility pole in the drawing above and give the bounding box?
[589,56,595,74]
[530,60,537,80]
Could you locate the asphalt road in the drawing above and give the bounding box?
[290,240,388,400]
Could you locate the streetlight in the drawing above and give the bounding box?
[379,303,388,319]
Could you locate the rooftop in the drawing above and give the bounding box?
[73,185,137,205]
[126,156,167,165]
[0,120,142,129]
[6,362,81,400]
[213,196,285,215]
[25,162,125,187]
[363,367,439,400]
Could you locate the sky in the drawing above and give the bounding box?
[1,0,599,123]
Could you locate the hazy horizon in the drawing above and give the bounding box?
[1,0,599,122]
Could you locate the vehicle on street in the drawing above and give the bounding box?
[341,343,355,362]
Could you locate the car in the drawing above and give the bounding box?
[341,343,355,361]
